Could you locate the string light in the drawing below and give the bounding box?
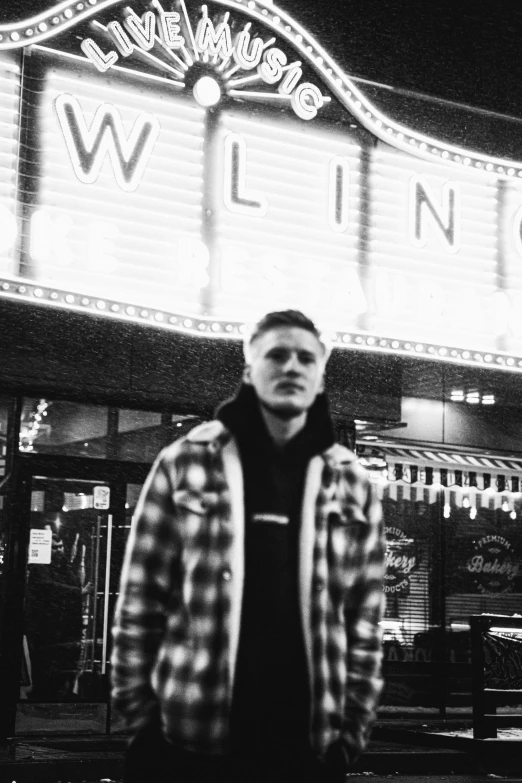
[450,390,465,402]
[451,389,496,405]
[19,399,49,452]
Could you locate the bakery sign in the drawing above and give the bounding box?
[466,535,519,594]
[384,526,419,596]
[4,0,522,371]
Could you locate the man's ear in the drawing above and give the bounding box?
[243,365,252,384]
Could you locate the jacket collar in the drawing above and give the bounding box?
[186,418,356,473]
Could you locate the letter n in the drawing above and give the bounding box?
[409,176,460,253]
[55,94,160,193]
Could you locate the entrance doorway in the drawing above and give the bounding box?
[5,456,150,736]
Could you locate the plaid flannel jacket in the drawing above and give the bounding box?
[111,420,385,761]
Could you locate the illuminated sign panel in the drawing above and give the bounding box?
[213,111,363,324]
[498,182,522,357]
[3,0,522,371]
[367,145,500,352]
[77,3,330,122]
[27,61,206,314]
[0,55,21,276]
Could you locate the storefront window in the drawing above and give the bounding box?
[116,410,201,462]
[19,477,113,731]
[368,442,522,714]
[19,399,202,462]
[379,484,442,712]
[446,496,522,615]
[20,399,109,458]
[445,492,522,711]
[0,400,7,480]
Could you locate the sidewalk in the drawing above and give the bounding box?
[0,734,474,782]
[1,719,520,783]
[371,718,522,777]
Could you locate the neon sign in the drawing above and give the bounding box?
[55,94,160,192]
[16,68,522,358]
[3,1,522,372]
[51,92,462,260]
[79,3,329,122]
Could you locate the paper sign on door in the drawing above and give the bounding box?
[94,485,110,509]
[28,528,52,564]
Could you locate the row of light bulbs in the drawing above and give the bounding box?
[2,278,522,373]
[3,0,522,182]
[444,498,516,519]
[450,390,495,405]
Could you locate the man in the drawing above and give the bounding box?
[112,309,386,783]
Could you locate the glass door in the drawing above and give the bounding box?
[10,464,148,735]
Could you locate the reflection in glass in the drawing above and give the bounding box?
[110,482,143,733]
[22,478,110,703]
[375,470,522,714]
[0,398,7,477]
[20,399,109,458]
[446,493,522,629]
[19,398,202,462]
[25,526,84,699]
[116,410,200,462]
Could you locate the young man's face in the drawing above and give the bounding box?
[244,326,326,418]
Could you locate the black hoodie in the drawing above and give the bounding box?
[216,384,335,758]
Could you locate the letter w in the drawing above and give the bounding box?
[55,94,160,193]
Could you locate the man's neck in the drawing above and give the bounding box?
[259,406,307,447]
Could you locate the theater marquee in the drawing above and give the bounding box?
[2,0,522,371]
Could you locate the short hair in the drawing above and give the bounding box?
[243,309,331,363]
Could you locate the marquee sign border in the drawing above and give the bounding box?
[1,0,522,179]
[2,0,522,372]
[2,275,522,374]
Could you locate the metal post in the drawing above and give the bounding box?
[471,615,495,738]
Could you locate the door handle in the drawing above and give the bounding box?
[101,513,113,675]
[89,516,102,671]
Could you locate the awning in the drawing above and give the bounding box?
[357,443,522,506]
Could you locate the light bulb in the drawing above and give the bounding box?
[193,76,221,107]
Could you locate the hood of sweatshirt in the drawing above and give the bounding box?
[216,382,335,461]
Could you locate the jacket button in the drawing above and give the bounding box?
[314,578,325,592]
[222,569,232,581]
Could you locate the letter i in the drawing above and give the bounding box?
[108,21,134,57]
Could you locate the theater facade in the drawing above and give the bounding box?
[0,0,521,737]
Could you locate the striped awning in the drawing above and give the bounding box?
[358,443,522,505]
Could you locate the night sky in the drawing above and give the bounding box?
[1,0,521,119]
